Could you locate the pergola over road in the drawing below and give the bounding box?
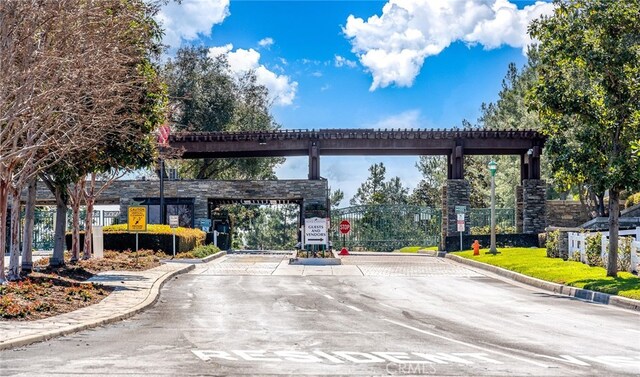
[169,128,546,181]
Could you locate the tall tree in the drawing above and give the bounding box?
[163,46,283,179]
[529,0,640,277]
[350,163,388,205]
[411,156,446,206]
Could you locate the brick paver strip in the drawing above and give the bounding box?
[0,263,194,351]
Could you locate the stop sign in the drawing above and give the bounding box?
[339,220,351,234]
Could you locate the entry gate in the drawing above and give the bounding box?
[331,205,441,252]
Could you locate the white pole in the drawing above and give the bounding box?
[136,232,138,252]
[172,228,176,257]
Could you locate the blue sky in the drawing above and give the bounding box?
[157,0,554,205]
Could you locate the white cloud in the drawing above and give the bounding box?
[311,71,323,77]
[208,45,298,106]
[344,0,554,90]
[369,110,423,129]
[258,37,274,49]
[156,0,230,49]
[334,55,358,68]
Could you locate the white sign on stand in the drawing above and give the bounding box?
[169,215,179,257]
[304,217,328,246]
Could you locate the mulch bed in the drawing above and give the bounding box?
[1,250,166,321]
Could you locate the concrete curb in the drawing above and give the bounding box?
[446,254,640,313]
[0,263,195,351]
[161,250,227,264]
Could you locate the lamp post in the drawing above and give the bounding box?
[488,160,499,254]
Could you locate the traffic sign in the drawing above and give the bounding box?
[457,220,465,232]
[169,215,179,228]
[339,220,351,235]
[456,213,465,221]
[455,206,466,214]
[128,206,147,232]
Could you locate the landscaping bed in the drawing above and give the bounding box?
[1,250,166,321]
[290,249,341,265]
[453,248,640,300]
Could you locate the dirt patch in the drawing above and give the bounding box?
[1,250,167,321]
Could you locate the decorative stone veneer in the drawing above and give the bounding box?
[546,201,591,228]
[27,180,328,223]
[440,180,470,250]
[515,185,523,233]
[522,179,546,234]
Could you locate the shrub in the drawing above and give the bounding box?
[546,230,560,258]
[625,192,640,208]
[70,224,206,254]
[470,225,516,235]
[585,232,603,267]
[618,236,632,272]
[175,244,220,259]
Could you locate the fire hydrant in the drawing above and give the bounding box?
[472,240,481,256]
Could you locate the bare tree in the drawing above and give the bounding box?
[1,0,166,281]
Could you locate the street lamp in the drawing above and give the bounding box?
[487,160,499,254]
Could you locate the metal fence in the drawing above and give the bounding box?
[469,208,515,233]
[5,207,120,252]
[331,205,441,252]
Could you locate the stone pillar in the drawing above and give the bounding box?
[522,179,547,234]
[515,185,523,233]
[440,179,470,250]
[119,197,132,224]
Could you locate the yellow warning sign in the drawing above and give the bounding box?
[128,206,147,232]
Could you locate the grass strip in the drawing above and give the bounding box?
[453,248,640,300]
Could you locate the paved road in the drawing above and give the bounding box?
[1,254,639,376]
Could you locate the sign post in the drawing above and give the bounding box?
[339,220,350,256]
[128,206,147,263]
[455,206,466,251]
[169,215,179,257]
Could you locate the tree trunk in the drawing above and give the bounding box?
[70,195,81,263]
[0,179,9,283]
[8,189,21,280]
[83,199,94,260]
[83,174,99,259]
[51,185,68,267]
[607,188,620,277]
[21,178,37,272]
[597,193,606,217]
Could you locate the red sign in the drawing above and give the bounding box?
[339,220,351,234]
[158,124,170,145]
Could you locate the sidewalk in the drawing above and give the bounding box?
[0,262,193,351]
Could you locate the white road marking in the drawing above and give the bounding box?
[379,303,395,309]
[383,319,550,368]
[323,294,335,300]
[345,305,362,312]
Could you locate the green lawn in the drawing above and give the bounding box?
[453,248,640,300]
[395,246,438,253]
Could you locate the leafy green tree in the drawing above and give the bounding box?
[329,188,345,210]
[350,163,389,205]
[410,156,446,206]
[529,0,640,277]
[163,46,283,179]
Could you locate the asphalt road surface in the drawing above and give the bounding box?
[1,254,639,376]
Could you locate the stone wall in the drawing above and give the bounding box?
[522,179,546,234]
[440,180,470,250]
[546,200,591,228]
[515,185,523,233]
[27,179,328,223]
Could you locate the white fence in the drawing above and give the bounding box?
[568,228,640,273]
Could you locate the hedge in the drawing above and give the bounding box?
[66,225,206,254]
